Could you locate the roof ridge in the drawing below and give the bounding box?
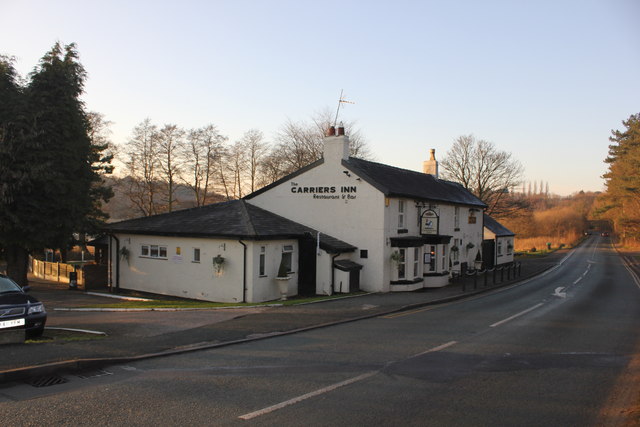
[239,200,258,236]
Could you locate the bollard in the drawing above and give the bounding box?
[507,264,511,280]
[484,270,488,287]
[474,271,478,290]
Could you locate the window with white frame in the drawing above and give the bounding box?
[454,207,460,229]
[141,244,168,259]
[398,200,405,229]
[442,245,447,270]
[192,248,200,263]
[397,248,406,279]
[259,246,266,276]
[497,240,503,256]
[507,239,513,255]
[413,247,420,278]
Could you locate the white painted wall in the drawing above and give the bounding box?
[246,240,299,302]
[111,234,299,303]
[248,153,387,292]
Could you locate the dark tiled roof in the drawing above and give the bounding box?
[483,214,515,236]
[105,200,356,253]
[344,157,487,207]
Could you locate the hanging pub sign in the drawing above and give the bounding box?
[420,209,439,235]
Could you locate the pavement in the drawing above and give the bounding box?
[0,245,635,384]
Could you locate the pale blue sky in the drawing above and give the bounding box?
[2,0,639,195]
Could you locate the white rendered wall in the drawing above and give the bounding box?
[112,234,298,303]
[387,200,484,274]
[248,158,387,293]
[246,240,299,302]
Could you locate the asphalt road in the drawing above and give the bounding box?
[1,237,638,426]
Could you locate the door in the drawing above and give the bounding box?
[482,239,495,269]
[297,237,317,296]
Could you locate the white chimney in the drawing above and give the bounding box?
[323,124,350,163]
[423,148,438,178]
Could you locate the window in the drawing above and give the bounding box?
[425,245,436,272]
[454,207,460,230]
[259,246,266,276]
[507,240,513,255]
[141,244,168,259]
[360,249,368,259]
[193,248,200,263]
[397,248,406,280]
[413,247,420,278]
[497,240,503,256]
[398,200,405,229]
[281,245,294,273]
[442,246,447,270]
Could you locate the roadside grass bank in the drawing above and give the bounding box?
[26,329,106,344]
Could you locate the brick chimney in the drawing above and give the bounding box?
[423,149,438,178]
[324,123,349,162]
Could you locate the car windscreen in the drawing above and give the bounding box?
[0,276,23,293]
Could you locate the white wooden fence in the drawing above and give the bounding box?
[31,258,84,285]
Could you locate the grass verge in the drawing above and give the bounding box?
[26,329,106,344]
[79,292,367,309]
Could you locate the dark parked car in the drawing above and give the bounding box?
[0,274,46,338]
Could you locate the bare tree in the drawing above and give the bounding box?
[121,119,160,216]
[183,124,226,206]
[241,129,269,192]
[156,124,185,212]
[224,139,248,199]
[440,135,525,216]
[266,109,373,183]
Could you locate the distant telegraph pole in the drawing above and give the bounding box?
[334,89,355,127]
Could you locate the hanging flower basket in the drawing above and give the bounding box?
[466,242,475,250]
[119,247,130,264]
[212,255,225,275]
[450,245,459,252]
[390,250,402,263]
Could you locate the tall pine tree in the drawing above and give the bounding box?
[0,43,112,285]
[601,113,640,244]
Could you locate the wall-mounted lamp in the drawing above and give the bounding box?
[343,170,351,177]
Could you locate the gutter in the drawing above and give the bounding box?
[110,234,120,292]
[239,240,247,303]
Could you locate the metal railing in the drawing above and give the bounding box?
[454,262,522,292]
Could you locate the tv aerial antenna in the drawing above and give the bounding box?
[333,89,355,127]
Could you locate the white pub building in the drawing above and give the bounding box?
[246,125,486,294]
[106,125,490,302]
